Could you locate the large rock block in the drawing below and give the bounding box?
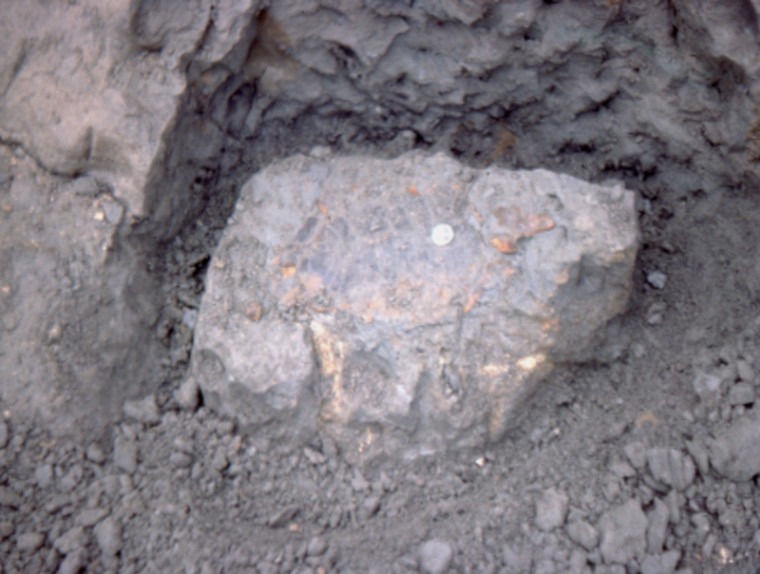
[0,0,259,219]
[192,151,638,460]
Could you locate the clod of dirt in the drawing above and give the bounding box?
[598,499,649,565]
[191,151,637,460]
[709,412,760,481]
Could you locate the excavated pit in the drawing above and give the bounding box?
[6,2,760,570]
[125,0,760,452]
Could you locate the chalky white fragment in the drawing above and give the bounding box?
[431,224,454,246]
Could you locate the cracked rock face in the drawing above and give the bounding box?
[191,151,637,460]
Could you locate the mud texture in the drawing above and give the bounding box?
[3,0,760,572]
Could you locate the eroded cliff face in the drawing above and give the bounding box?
[1,0,759,441]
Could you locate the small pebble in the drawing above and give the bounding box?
[691,513,710,544]
[169,451,194,469]
[86,443,106,465]
[76,508,109,528]
[646,271,667,289]
[101,199,124,225]
[646,302,666,325]
[176,377,201,411]
[534,488,569,531]
[647,448,695,491]
[351,470,369,492]
[211,450,229,472]
[647,498,669,554]
[418,539,453,574]
[303,446,326,465]
[35,464,54,489]
[0,522,14,539]
[57,551,84,574]
[306,536,328,557]
[113,437,138,474]
[640,550,681,574]
[692,371,721,399]
[16,532,45,552]
[599,499,648,564]
[123,394,161,424]
[94,517,122,556]
[609,459,637,478]
[358,495,381,521]
[54,526,86,554]
[684,440,709,477]
[0,487,22,509]
[59,464,83,492]
[268,506,299,528]
[728,382,755,406]
[566,519,599,551]
[736,359,756,383]
[624,442,648,470]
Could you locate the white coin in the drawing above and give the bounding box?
[431,224,454,246]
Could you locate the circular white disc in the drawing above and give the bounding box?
[431,223,454,246]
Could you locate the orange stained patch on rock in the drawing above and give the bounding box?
[318,203,329,218]
[310,321,339,376]
[281,264,296,278]
[244,301,262,322]
[470,204,483,224]
[407,185,419,196]
[301,273,324,297]
[502,266,516,280]
[481,363,510,377]
[635,411,659,427]
[487,124,517,165]
[464,291,480,313]
[490,236,517,254]
[279,286,300,306]
[516,354,545,371]
[488,206,555,254]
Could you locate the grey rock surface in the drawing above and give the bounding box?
[192,151,637,459]
[418,539,454,574]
